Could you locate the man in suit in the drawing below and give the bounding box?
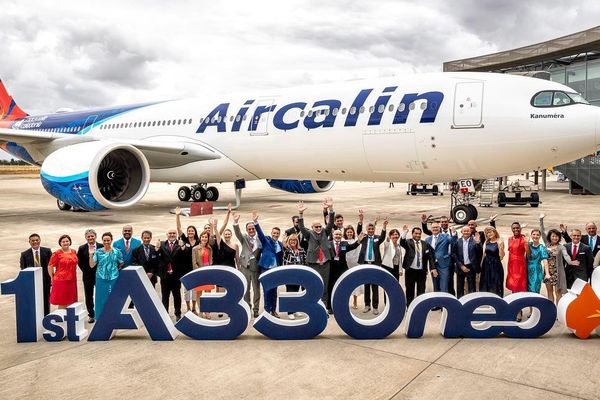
[113,225,142,268]
[327,229,363,313]
[20,233,52,315]
[421,214,457,295]
[254,212,284,317]
[357,220,387,314]
[425,223,457,294]
[400,226,436,305]
[77,229,102,323]
[156,229,186,321]
[563,229,594,287]
[285,215,309,251]
[562,222,600,258]
[297,197,336,307]
[452,226,483,298]
[131,230,159,287]
[233,213,262,318]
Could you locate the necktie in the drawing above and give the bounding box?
[432,236,437,250]
[415,241,421,267]
[145,246,150,259]
[125,239,130,253]
[318,247,324,263]
[591,237,595,250]
[367,236,374,260]
[249,237,255,251]
[167,242,174,273]
[169,241,174,251]
[34,250,40,267]
[335,242,340,257]
[572,244,578,261]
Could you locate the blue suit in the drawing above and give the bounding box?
[255,223,283,313]
[113,237,142,267]
[426,233,456,293]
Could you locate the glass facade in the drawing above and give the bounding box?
[550,58,600,106]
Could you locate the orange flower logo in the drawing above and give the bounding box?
[558,268,600,339]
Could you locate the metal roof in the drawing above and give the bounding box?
[444,25,600,72]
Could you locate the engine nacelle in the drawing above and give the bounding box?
[40,142,150,210]
[267,179,335,194]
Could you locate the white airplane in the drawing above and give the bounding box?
[0,72,597,223]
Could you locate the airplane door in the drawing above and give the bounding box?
[250,98,274,136]
[453,82,484,128]
[362,129,423,174]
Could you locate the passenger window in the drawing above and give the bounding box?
[235,115,241,122]
[388,104,394,112]
[378,104,385,113]
[341,107,347,114]
[359,106,365,113]
[188,118,192,124]
[308,110,313,117]
[553,92,571,106]
[350,106,356,115]
[409,103,415,110]
[532,91,553,106]
[332,108,338,116]
[420,101,428,110]
[369,106,374,113]
[398,103,405,112]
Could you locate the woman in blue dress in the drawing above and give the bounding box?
[90,232,124,319]
[479,227,505,297]
[526,229,550,294]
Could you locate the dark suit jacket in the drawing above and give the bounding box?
[562,233,600,257]
[132,244,159,283]
[299,210,336,264]
[156,241,188,279]
[564,242,593,282]
[329,240,360,270]
[77,242,102,280]
[400,238,436,271]
[20,247,52,287]
[452,237,483,273]
[357,230,387,265]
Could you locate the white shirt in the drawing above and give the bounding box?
[431,235,438,250]
[31,248,41,266]
[410,240,422,270]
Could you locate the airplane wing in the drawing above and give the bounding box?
[0,128,71,143]
[0,128,221,165]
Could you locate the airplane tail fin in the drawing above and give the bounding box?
[0,79,28,120]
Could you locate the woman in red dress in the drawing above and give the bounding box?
[48,234,78,308]
[192,231,215,319]
[506,222,530,320]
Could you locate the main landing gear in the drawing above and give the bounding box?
[177,183,220,203]
[175,180,245,212]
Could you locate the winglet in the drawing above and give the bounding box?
[0,79,28,120]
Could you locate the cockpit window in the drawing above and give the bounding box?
[566,92,590,105]
[531,90,589,107]
[553,92,571,106]
[532,91,553,106]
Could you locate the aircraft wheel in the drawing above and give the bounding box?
[497,192,507,207]
[451,205,473,225]
[432,185,439,196]
[205,186,220,202]
[530,192,540,207]
[467,204,478,220]
[57,199,72,211]
[178,186,192,202]
[191,187,207,202]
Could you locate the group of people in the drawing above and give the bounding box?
[19,198,599,323]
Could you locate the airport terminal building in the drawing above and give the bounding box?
[444,26,600,194]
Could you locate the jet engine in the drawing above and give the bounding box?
[40,142,150,210]
[267,179,335,194]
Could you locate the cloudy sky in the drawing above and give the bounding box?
[1,0,600,159]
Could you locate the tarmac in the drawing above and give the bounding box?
[0,175,598,400]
